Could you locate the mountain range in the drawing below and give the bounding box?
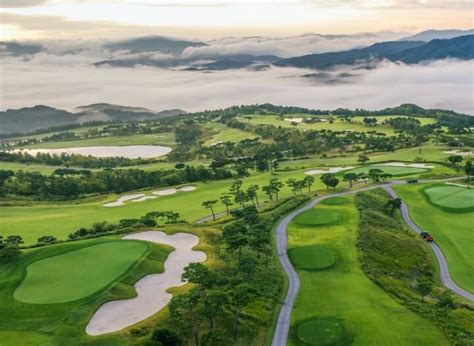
[0,104,186,134]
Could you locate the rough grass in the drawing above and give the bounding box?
[293,208,342,226]
[288,245,336,270]
[394,183,474,293]
[423,185,474,211]
[287,196,449,345]
[14,240,148,304]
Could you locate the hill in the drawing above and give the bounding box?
[401,29,474,42]
[103,35,207,54]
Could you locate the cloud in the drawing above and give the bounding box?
[0,53,472,114]
[0,0,47,8]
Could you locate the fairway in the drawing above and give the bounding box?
[293,208,342,226]
[395,184,474,292]
[345,164,428,176]
[288,245,336,270]
[423,185,474,211]
[14,241,149,304]
[287,196,449,345]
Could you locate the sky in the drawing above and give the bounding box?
[1,0,473,40]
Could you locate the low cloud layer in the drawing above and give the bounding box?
[0,56,472,114]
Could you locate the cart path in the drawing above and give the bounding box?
[272,178,471,346]
[384,185,474,301]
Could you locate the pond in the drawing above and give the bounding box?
[10,145,172,159]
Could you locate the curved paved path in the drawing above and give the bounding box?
[272,180,472,346]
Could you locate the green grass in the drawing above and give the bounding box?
[394,183,474,293]
[345,164,428,176]
[14,241,148,304]
[203,122,257,146]
[288,245,336,270]
[423,184,474,211]
[0,237,172,345]
[295,318,347,345]
[24,133,176,149]
[0,169,327,245]
[293,208,342,226]
[287,196,449,345]
[319,197,349,205]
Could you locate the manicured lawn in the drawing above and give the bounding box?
[394,184,474,293]
[423,185,474,211]
[203,122,257,146]
[288,245,336,270]
[293,208,342,226]
[14,241,148,304]
[287,196,449,345]
[345,164,428,176]
[0,237,172,345]
[0,169,326,245]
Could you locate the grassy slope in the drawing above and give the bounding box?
[0,237,173,345]
[14,241,148,304]
[394,183,474,293]
[345,164,428,176]
[203,122,257,146]
[287,196,449,345]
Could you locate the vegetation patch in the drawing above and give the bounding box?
[293,209,342,226]
[295,317,347,345]
[320,197,349,205]
[289,245,336,271]
[422,184,474,212]
[346,164,428,176]
[14,240,148,304]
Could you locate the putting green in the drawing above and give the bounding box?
[296,318,346,345]
[14,241,148,304]
[345,165,428,176]
[320,197,349,206]
[423,185,474,211]
[289,246,336,270]
[294,209,342,226]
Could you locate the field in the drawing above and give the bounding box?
[203,122,257,146]
[239,114,437,136]
[344,164,429,176]
[287,196,449,345]
[14,241,148,304]
[0,237,172,344]
[394,183,474,293]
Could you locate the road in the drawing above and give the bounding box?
[272,180,472,346]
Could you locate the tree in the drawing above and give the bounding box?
[357,154,370,165]
[303,176,315,192]
[269,178,283,200]
[343,172,358,188]
[416,278,433,302]
[286,178,298,195]
[0,235,21,263]
[320,173,339,190]
[202,200,218,221]
[386,197,402,217]
[220,194,234,215]
[182,263,219,300]
[246,185,260,206]
[222,223,249,260]
[198,289,228,335]
[151,328,180,346]
[169,289,201,346]
[465,160,474,182]
[228,284,257,340]
[368,168,384,183]
[447,155,463,173]
[380,173,393,182]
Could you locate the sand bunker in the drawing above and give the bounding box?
[284,117,304,123]
[305,166,355,175]
[178,185,196,192]
[86,231,206,336]
[379,162,434,169]
[103,194,145,207]
[153,188,177,196]
[131,196,158,202]
[443,150,473,156]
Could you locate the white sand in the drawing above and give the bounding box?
[379,162,434,169]
[178,185,196,192]
[284,117,304,123]
[86,231,206,336]
[131,196,158,202]
[443,150,473,156]
[152,188,177,196]
[304,166,355,175]
[103,194,145,207]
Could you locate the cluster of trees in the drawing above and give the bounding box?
[286,176,315,194]
[0,235,22,263]
[67,211,181,241]
[0,166,233,200]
